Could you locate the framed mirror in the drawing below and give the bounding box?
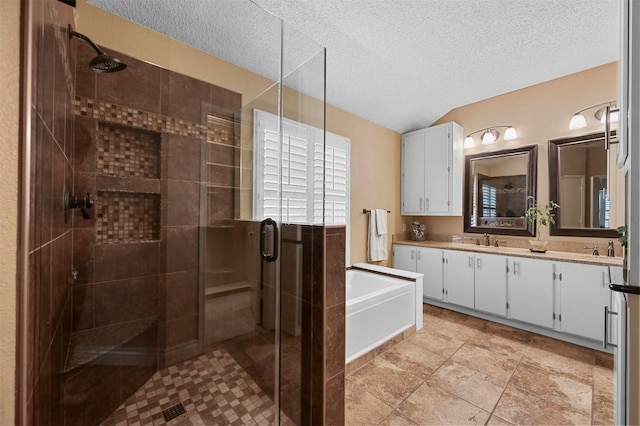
[549,132,622,237]
[464,145,537,236]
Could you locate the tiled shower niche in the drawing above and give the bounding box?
[95,191,161,243]
[97,122,161,178]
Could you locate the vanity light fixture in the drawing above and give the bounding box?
[464,125,518,148]
[569,101,618,130]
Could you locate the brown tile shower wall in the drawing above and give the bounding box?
[25,0,76,424]
[300,225,346,425]
[71,38,242,421]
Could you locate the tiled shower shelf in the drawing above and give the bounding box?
[205,281,251,298]
[64,317,157,374]
[96,175,161,194]
[95,191,161,244]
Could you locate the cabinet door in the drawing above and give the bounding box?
[424,124,451,214]
[474,253,508,316]
[417,248,444,300]
[508,257,554,328]
[392,245,417,272]
[559,262,611,341]
[444,250,475,308]
[402,132,426,214]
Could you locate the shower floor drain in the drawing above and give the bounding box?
[162,402,186,421]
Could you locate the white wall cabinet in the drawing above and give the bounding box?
[443,250,475,308]
[401,122,463,216]
[475,253,508,317]
[508,257,555,329]
[558,262,611,341]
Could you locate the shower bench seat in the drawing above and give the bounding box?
[205,281,251,298]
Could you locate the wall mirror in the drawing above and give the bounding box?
[464,145,537,236]
[549,132,623,237]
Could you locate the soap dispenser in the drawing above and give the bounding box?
[607,240,615,257]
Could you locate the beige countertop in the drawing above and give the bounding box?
[394,239,623,267]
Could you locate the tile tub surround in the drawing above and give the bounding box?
[345,304,614,425]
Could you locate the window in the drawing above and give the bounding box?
[254,110,351,260]
[481,183,497,218]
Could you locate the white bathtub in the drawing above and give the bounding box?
[346,263,423,363]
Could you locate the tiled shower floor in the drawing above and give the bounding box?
[100,348,283,426]
[346,304,615,425]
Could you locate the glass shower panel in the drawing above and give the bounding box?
[21,0,328,423]
[279,22,327,425]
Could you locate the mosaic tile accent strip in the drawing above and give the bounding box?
[74,96,239,146]
[96,191,161,243]
[97,123,161,178]
[100,348,292,426]
[75,96,205,138]
[206,115,235,145]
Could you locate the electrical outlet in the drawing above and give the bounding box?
[402,223,406,232]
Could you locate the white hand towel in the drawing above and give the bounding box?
[368,209,388,261]
[375,209,387,236]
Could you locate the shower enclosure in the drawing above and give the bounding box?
[18,0,344,424]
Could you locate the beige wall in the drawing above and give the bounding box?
[421,62,619,246]
[0,0,20,423]
[75,0,403,267]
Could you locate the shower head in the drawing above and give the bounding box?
[68,25,127,73]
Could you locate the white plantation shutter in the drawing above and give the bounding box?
[314,133,349,224]
[254,109,350,230]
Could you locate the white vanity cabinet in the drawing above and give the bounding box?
[557,262,611,341]
[417,248,444,301]
[392,244,418,272]
[401,122,463,216]
[392,243,621,349]
[474,253,508,317]
[392,245,444,301]
[508,257,555,329]
[443,250,475,308]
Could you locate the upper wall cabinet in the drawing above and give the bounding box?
[401,122,463,216]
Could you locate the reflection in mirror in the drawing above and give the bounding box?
[549,132,623,237]
[464,146,537,236]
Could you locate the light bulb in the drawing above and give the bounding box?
[481,130,496,144]
[599,109,619,124]
[569,113,587,130]
[504,126,517,140]
[464,136,475,148]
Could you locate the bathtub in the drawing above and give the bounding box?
[346,263,423,363]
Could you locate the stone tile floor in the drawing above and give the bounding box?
[346,304,614,425]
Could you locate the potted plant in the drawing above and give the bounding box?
[618,225,628,281]
[524,197,560,253]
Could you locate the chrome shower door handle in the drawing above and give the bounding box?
[260,218,278,262]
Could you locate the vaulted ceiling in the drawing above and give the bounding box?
[89,0,619,133]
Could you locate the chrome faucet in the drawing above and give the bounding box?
[483,233,490,246]
[583,245,599,256]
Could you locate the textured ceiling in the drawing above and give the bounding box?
[89,0,619,134]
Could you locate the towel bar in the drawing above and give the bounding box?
[362,209,391,214]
